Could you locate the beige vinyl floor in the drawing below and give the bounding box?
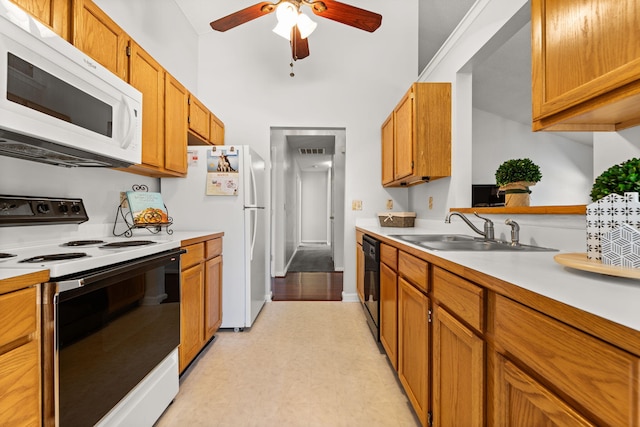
[155,301,420,427]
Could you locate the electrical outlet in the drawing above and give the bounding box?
[352,200,362,210]
[120,192,129,208]
[429,196,433,210]
[386,199,393,210]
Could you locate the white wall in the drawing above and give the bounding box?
[472,108,592,206]
[196,0,418,300]
[410,0,531,220]
[593,127,640,178]
[300,171,328,243]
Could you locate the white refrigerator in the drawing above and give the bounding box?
[161,145,267,330]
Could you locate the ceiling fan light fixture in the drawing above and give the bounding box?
[296,12,317,39]
[275,2,298,26]
[272,21,292,40]
[273,1,298,40]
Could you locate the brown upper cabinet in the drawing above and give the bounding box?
[65,0,225,175]
[187,94,226,146]
[381,83,451,187]
[532,0,640,131]
[73,0,129,81]
[164,74,189,175]
[209,112,225,145]
[188,95,210,141]
[9,0,70,40]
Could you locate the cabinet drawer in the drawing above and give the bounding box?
[205,238,222,259]
[380,243,397,270]
[495,295,640,427]
[398,251,428,292]
[0,340,40,426]
[433,267,484,332]
[0,287,37,350]
[181,243,204,270]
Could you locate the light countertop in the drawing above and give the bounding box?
[357,223,640,334]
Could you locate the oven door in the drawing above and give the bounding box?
[42,249,183,427]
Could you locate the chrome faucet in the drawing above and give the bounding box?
[505,218,520,246]
[445,211,494,241]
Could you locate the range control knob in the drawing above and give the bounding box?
[59,204,69,213]
[71,204,82,213]
[36,203,50,214]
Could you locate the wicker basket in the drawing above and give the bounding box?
[378,212,416,227]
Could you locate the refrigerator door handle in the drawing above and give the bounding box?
[250,208,257,261]
[249,155,258,207]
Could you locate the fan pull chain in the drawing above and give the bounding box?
[290,60,295,77]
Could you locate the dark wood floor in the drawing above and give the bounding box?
[271,272,343,301]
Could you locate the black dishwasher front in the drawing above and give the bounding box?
[362,234,380,341]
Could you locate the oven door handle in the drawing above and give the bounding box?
[51,248,185,297]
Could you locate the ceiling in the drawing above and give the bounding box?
[286,135,335,172]
[172,0,591,169]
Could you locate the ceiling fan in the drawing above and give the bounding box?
[210,1,382,61]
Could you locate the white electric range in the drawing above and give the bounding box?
[0,195,182,427]
[0,236,180,277]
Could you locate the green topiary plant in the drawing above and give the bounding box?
[590,158,640,202]
[495,158,542,186]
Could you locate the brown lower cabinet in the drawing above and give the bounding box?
[398,276,430,426]
[0,274,46,426]
[379,244,398,369]
[357,228,640,427]
[179,234,223,373]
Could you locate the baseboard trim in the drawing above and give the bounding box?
[341,292,359,302]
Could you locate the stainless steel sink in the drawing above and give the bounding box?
[389,234,557,252]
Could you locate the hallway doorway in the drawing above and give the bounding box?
[270,127,346,301]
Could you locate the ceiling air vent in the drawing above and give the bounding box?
[299,148,325,155]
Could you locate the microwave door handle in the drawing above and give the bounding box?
[120,96,135,149]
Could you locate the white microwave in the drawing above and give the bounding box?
[0,0,142,167]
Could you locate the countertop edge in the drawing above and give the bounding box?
[0,269,49,294]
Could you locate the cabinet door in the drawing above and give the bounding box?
[356,243,364,303]
[179,263,204,373]
[532,0,640,130]
[379,261,397,370]
[398,277,429,426]
[209,112,225,145]
[381,113,394,185]
[204,255,222,342]
[188,95,210,140]
[164,74,188,175]
[432,305,484,427]
[9,0,70,40]
[494,355,595,426]
[129,41,165,169]
[394,89,414,180]
[73,0,128,81]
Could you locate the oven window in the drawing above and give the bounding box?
[57,257,180,426]
[6,53,113,137]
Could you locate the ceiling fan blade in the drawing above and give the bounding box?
[210,2,277,32]
[291,25,310,60]
[309,0,382,32]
